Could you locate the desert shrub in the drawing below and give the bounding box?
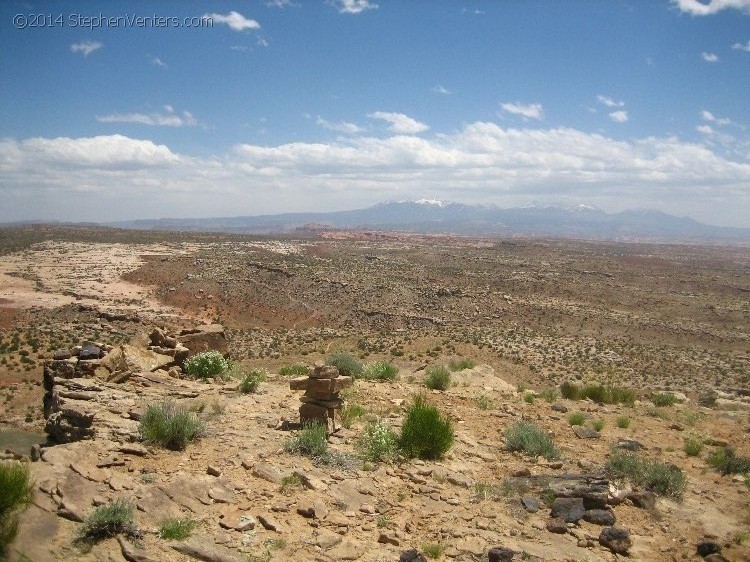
[540,388,558,403]
[340,404,366,428]
[77,499,139,545]
[158,517,196,540]
[278,364,310,377]
[279,473,304,494]
[0,461,33,552]
[560,382,635,406]
[707,447,750,475]
[424,365,451,391]
[399,395,454,460]
[325,351,363,378]
[568,412,586,426]
[698,389,718,408]
[592,419,605,432]
[448,358,475,371]
[475,393,493,410]
[238,368,266,394]
[358,421,398,462]
[645,406,671,420]
[651,392,677,407]
[139,400,205,451]
[183,351,229,380]
[505,421,559,460]
[560,381,581,400]
[363,361,399,382]
[616,415,631,428]
[683,434,704,457]
[423,543,443,559]
[284,422,328,460]
[523,392,535,404]
[606,450,686,499]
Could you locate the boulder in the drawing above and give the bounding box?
[599,526,631,554]
[99,345,174,379]
[550,497,585,523]
[179,324,228,358]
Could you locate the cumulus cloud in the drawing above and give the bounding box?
[367,112,429,134]
[732,40,750,51]
[500,102,544,121]
[702,52,719,62]
[609,111,629,123]
[701,109,731,126]
[672,0,750,15]
[328,0,378,14]
[97,107,198,127]
[316,116,365,134]
[70,41,102,57]
[203,11,260,31]
[597,95,625,108]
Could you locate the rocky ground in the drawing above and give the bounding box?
[0,225,748,561]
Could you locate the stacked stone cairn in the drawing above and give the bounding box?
[289,362,353,431]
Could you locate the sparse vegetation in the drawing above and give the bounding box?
[505,421,559,460]
[358,421,398,462]
[475,393,493,410]
[76,499,140,546]
[278,363,310,377]
[616,415,631,428]
[592,419,605,432]
[568,411,586,426]
[683,434,704,456]
[422,543,443,559]
[560,382,635,405]
[707,447,750,475]
[399,395,454,460]
[340,403,366,428]
[238,368,266,394]
[158,517,196,540]
[448,358,475,371]
[0,461,33,553]
[362,361,399,381]
[139,400,205,451]
[325,351,364,378]
[651,392,677,407]
[523,392,535,404]
[424,365,451,390]
[539,388,558,403]
[284,422,329,461]
[183,351,230,380]
[606,450,686,499]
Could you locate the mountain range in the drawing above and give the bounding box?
[106,200,750,244]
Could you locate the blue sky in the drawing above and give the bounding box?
[1,0,749,227]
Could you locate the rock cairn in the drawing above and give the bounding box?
[289,363,353,430]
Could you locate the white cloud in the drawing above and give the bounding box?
[256,37,269,47]
[597,95,625,108]
[697,124,715,135]
[230,45,251,53]
[70,41,102,57]
[500,102,544,121]
[328,0,378,14]
[367,112,429,134]
[701,109,731,126]
[432,85,451,95]
[609,111,629,123]
[672,0,750,15]
[316,116,365,134]
[732,40,750,51]
[97,109,198,127]
[149,56,167,68]
[267,0,294,6]
[702,52,719,62]
[203,11,260,31]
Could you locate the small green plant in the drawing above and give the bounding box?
[278,364,310,377]
[475,393,493,410]
[358,421,399,462]
[606,450,686,499]
[158,517,196,540]
[683,434,704,457]
[325,351,364,378]
[362,361,399,382]
[376,513,390,528]
[560,381,581,400]
[568,411,586,426]
[340,404,366,428]
[615,415,631,428]
[707,447,750,475]
[284,422,329,461]
[680,409,703,426]
[523,392,535,404]
[645,406,671,420]
[0,461,33,552]
[651,392,677,407]
[399,395,454,460]
[183,351,229,380]
[424,365,451,391]
[505,421,559,460]
[76,499,139,546]
[279,473,304,494]
[423,543,443,559]
[448,358,475,371]
[238,368,266,394]
[539,388,558,403]
[472,482,495,501]
[139,400,205,451]
[592,419,605,432]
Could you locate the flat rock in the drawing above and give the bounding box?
[572,426,600,439]
[551,497,585,523]
[328,540,366,560]
[118,535,161,562]
[250,461,284,484]
[171,541,241,562]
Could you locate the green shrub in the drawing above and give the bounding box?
[606,450,686,499]
[0,461,33,552]
[340,404,366,428]
[707,447,750,475]
[651,392,677,407]
[399,395,454,460]
[592,419,605,432]
[363,361,399,382]
[523,392,535,404]
[325,351,364,378]
[560,382,635,406]
[424,365,451,391]
[475,393,493,410]
[183,351,229,380]
[139,400,205,451]
[505,421,559,460]
[158,517,196,540]
[423,543,443,559]
[560,381,581,400]
[279,473,304,494]
[358,421,398,462]
[616,415,631,428]
[278,364,310,377]
[284,422,329,460]
[540,388,558,403]
[568,412,586,426]
[683,435,704,457]
[448,358,475,371]
[238,368,266,394]
[77,499,139,545]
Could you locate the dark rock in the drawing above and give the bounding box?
[487,546,515,561]
[572,426,600,439]
[599,526,631,554]
[551,403,568,413]
[696,538,722,557]
[546,517,568,534]
[400,550,427,562]
[550,497,585,523]
[583,508,616,526]
[626,490,656,510]
[616,439,643,451]
[521,495,539,513]
[79,341,102,361]
[512,467,531,477]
